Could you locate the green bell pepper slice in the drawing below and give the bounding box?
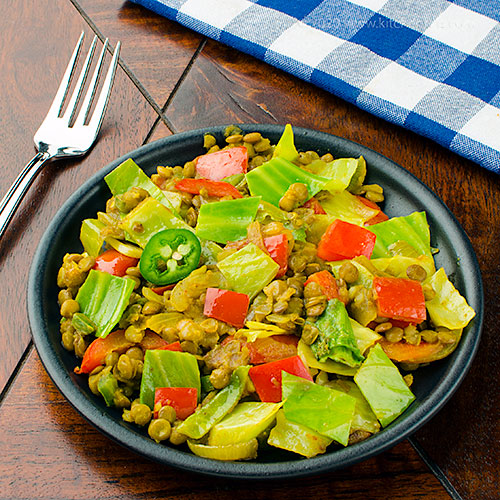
[71,312,96,336]
[177,365,250,440]
[354,343,415,427]
[222,173,245,186]
[368,211,432,259]
[282,372,356,446]
[139,229,201,285]
[217,243,279,299]
[104,158,178,214]
[195,197,261,244]
[246,157,329,207]
[75,270,134,338]
[139,349,201,409]
[98,371,118,407]
[80,219,105,257]
[310,299,364,367]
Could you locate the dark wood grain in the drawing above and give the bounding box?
[0,0,160,394]
[0,349,450,500]
[74,0,203,111]
[162,40,500,499]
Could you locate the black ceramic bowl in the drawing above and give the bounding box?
[28,125,483,479]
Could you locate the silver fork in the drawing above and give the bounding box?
[0,32,121,238]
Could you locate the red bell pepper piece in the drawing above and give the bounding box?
[357,196,389,225]
[93,248,139,277]
[154,387,198,420]
[75,330,174,375]
[151,284,175,295]
[203,288,250,328]
[195,146,248,181]
[301,197,326,214]
[143,339,183,352]
[317,219,376,261]
[378,338,443,363]
[304,270,341,301]
[373,276,426,324]
[263,234,289,278]
[75,330,130,374]
[247,335,298,365]
[175,178,243,199]
[249,355,313,403]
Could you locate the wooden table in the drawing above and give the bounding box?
[0,2,497,499]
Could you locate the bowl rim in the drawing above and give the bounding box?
[28,124,484,479]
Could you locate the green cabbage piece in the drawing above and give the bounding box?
[298,340,357,376]
[370,255,435,278]
[350,318,381,355]
[368,211,432,258]
[326,379,380,435]
[104,158,178,214]
[354,344,415,427]
[195,197,261,244]
[282,372,356,446]
[120,197,190,248]
[306,157,366,193]
[80,219,105,257]
[318,190,379,226]
[217,243,279,299]
[424,268,476,329]
[268,410,332,458]
[272,123,299,162]
[310,299,364,367]
[139,350,201,409]
[246,157,329,207]
[75,270,134,339]
[208,401,282,446]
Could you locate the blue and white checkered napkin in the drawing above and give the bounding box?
[133,0,500,173]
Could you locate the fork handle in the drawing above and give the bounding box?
[0,151,52,239]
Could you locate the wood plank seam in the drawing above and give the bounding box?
[0,341,33,407]
[145,38,208,141]
[68,0,174,132]
[409,436,462,500]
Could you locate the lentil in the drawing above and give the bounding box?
[406,264,427,282]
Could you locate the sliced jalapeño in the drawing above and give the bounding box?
[139,229,201,285]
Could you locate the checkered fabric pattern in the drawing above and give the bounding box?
[132,0,500,173]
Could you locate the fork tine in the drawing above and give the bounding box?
[87,41,121,133]
[65,35,98,125]
[74,39,109,127]
[47,31,85,118]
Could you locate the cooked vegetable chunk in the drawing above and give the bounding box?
[354,344,415,427]
[282,373,356,446]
